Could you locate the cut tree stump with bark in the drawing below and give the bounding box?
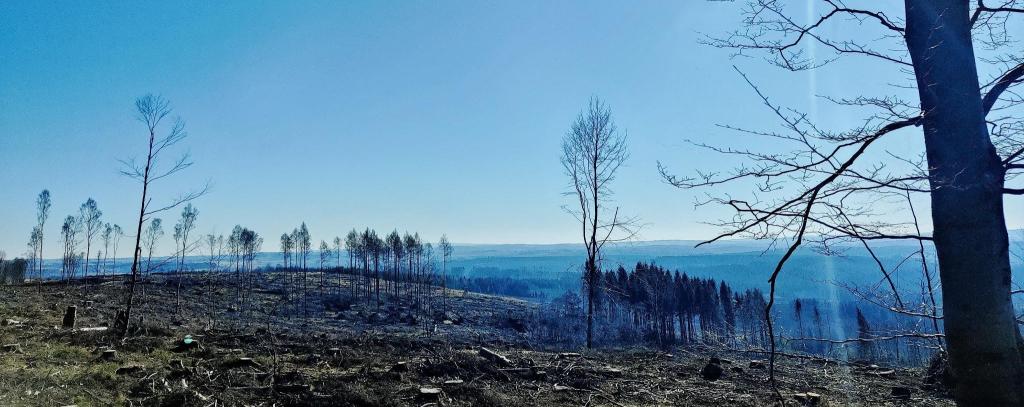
[62,306,77,329]
[100,349,117,361]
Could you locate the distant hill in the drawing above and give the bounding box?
[30,232,1024,302]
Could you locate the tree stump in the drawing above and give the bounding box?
[62,306,77,329]
[100,349,117,361]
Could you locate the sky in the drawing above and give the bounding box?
[2,1,1021,257]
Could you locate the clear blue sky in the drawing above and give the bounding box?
[2,1,1020,257]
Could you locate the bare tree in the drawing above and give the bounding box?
[173,203,199,312]
[101,223,113,277]
[438,234,453,312]
[27,227,41,283]
[319,240,330,289]
[659,1,1024,402]
[345,229,360,297]
[333,236,343,293]
[60,215,81,283]
[110,224,123,277]
[34,190,50,283]
[561,97,638,349]
[78,198,102,282]
[280,233,293,269]
[142,219,163,278]
[117,94,207,337]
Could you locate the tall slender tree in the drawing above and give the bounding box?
[60,215,81,282]
[561,97,637,349]
[117,94,207,337]
[438,235,453,311]
[101,224,113,277]
[111,224,123,277]
[78,198,102,281]
[142,219,163,276]
[34,190,50,282]
[173,203,198,312]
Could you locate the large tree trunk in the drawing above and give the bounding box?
[905,1,1023,404]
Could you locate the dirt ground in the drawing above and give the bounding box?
[0,271,954,406]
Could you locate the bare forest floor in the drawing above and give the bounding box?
[0,271,953,406]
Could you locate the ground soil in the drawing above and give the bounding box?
[0,271,954,406]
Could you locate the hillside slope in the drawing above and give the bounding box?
[0,273,952,406]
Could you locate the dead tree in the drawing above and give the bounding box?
[79,199,102,283]
[173,203,198,313]
[118,94,207,338]
[60,215,81,283]
[561,97,638,349]
[660,1,1024,403]
[438,234,453,312]
[35,190,50,284]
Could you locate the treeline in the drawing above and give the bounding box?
[445,275,545,299]
[533,262,769,349]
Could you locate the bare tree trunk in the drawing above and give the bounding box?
[120,134,153,338]
[905,1,1023,404]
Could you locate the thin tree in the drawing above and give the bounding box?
[34,190,51,283]
[60,215,81,283]
[173,203,198,312]
[387,231,404,298]
[142,219,163,279]
[101,223,113,278]
[206,233,218,271]
[561,97,638,349]
[280,233,293,269]
[27,227,41,283]
[117,94,207,337]
[438,235,453,312]
[110,224,123,278]
[345,229,359,297]
[319,240,330,291]
[333,236,343,292]
[79,198,102,282]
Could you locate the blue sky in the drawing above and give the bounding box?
[2,1,1020,257]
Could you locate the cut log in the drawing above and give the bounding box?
[479,347,511,366]
[62,306,77,329]
[557,352,581,359]
[417,387,441,402]
[274,383,311,393]
[872,369,897,379]
[794,392,822,406]
[77,327,108,332]
[225,357,261,369]
[1,319,21,326]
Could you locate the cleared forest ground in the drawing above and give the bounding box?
[0,272,952,406]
